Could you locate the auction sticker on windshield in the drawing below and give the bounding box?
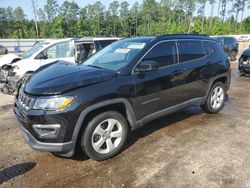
[115,48,131,54]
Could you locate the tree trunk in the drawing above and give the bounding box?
[217,0,221,17]
[240,3,246,32]
[31,0,39,38]
[148,15,150,34]
[201,2,206,33]
[135,14,138,36]
[209,2,214,31]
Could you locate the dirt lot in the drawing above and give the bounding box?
[0,48,250,187]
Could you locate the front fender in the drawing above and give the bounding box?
[69,98,136,155]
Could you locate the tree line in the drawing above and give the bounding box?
[0,0,250,39]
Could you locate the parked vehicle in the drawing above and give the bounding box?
[0,41,46,68]
[14,34,231,161]
[0,37,119,94]
[238,46,250,75]
[213,36,238,61]
[75,37,120,64]
[0,44,8,55]
[0,38,74,94]
[238,35,249,42]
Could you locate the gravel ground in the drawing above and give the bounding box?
[0,45,250,188]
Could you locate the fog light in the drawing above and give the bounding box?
[32,124,61,139]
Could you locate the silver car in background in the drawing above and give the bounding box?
[0,45,8,55]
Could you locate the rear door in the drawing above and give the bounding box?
[175,40,208,101]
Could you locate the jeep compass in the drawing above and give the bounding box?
[14,34,231,161]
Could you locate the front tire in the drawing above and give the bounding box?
[202,82,226,114]
[81,111,129,161]
[239,70,245,76]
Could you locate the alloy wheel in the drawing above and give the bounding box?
[210,86,225,109]
[91,118,123,154]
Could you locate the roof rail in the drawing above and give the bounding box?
[157,33,209,38]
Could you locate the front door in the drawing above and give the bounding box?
[132,41,185,120]
[41,41,75,66]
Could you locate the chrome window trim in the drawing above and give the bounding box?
[131,39,218,74]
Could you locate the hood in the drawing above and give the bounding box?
[0,54,20,67]
[242,48,250,57]
[11,58,41,76]
[24,61,117,95]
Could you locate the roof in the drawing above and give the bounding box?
[156,34,211,40]
[119,34,215,43]
[43,38,74,44]
[76,37,121,42]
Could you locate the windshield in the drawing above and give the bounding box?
[83,39,147,71]
[21,42,49,59]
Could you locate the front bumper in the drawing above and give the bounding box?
[18,121,74,153]
[0,69,8,83]
[13,96,80,157]
[0,74,22,95]
[239,64,250,72]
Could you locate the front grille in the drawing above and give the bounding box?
[18,89,35,110]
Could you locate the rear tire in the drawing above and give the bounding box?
[230,50,237,61]
[202,82,226,114]
[80,111,129,161]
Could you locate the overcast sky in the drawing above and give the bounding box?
[1,0,250,21]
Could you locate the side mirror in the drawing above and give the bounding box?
[36,52,48,60]
[135,60,159,73]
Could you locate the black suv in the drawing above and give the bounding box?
[213,36,238,61]
[14,34,231,161]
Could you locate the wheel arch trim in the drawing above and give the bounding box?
[70,98,136,153]
[206,73,230,97]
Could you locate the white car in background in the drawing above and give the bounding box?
[0,37,120,94]
[0,38,75,75]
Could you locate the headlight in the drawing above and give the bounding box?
[33,96,74,110]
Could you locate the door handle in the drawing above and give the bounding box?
[173,69,184,75]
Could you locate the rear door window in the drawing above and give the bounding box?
[203,41,214,55]
[178,40,205,63]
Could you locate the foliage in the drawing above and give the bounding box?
[0,0,250,39]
